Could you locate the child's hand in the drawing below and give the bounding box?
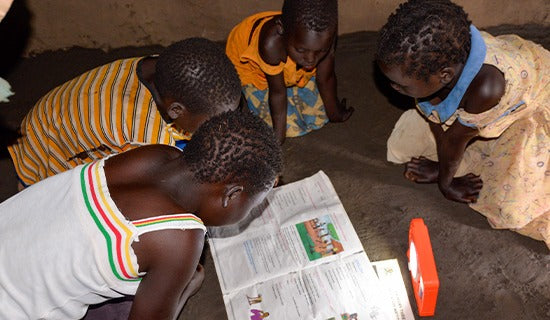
[439,173,483,203]
[274,128,286,145]
[327,98,354,122]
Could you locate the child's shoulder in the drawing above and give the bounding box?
[232,11,281,36]
[258,19,286,66]
[106,144,182,172]
[464,64,505,114]
[240,11,281,24]
[128,144,182,159]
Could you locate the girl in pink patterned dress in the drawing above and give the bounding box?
[377,0,549,247]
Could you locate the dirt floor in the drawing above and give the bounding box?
[0,26,549,320]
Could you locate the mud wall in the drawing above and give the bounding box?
[7,0,550,54]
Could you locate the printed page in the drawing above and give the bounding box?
[223,252,395,320]
[372,259,415,320]
[209,171,364,294]
[208,170,345,237]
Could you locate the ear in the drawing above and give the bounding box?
[439,67,456,85]
[222,184,244,208]
[166,102,186,120]
[275,18,284,36]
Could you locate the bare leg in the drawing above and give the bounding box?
[404,156,439,183]
[173,264,205,320]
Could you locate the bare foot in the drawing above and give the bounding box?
[404,156,439,183]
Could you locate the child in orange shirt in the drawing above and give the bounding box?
[226,0,354,144]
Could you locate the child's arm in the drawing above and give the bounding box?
[316,45,354,122]
[258,22,290,145]
[431,121,482,203]
[128,229,205,320]
[266,72,289,144]
[432,64,505,203]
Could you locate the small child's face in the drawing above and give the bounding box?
[378,61,445,99]
[285,27,335,71]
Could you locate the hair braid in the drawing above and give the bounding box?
[183,109,283,194]
[376,0,471,81]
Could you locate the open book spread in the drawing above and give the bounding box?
[208,171,414,320]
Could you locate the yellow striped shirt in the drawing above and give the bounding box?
[8,57,189,186]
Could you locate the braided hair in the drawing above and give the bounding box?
[281,0,338,33]
[376,0,471,81]
[183,109,283,195]
[154,37,241,114]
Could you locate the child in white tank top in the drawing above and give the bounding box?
[0,109,282,320]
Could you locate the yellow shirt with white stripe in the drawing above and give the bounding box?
[8,57,190,186]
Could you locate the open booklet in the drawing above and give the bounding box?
[208,171,413,320]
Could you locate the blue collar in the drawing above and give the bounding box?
[417,25,486,122]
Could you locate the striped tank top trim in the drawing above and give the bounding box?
[132,214,206,236]
[80,160,140,281]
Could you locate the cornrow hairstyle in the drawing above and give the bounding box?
[376,0,471,81]
[154,37,241,114]
[281,0,338,33]
[183,109,283,195]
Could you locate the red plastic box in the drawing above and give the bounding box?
[407,218,439,316]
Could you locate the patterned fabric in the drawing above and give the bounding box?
[81,161,142,282]
[0,158,206,319]
[226,11,328,137]
[8,57,191,186]
[81,161,206,280]
[387,31,549,248]
[243,78,328,137]
[132,214,206,235]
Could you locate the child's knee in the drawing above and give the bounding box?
[387,109,439,163]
